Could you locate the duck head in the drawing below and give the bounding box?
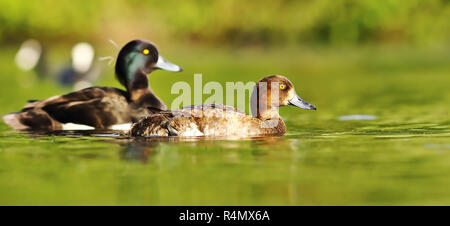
[251,75,316,120]
[115,39,182,91]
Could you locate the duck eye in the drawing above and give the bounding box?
[142,49,150,55]
[280,84,286,90]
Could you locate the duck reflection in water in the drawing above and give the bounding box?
[120,141,160,163]
[119,136,299,163]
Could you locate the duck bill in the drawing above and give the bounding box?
[288,93,316,110]
[154,55,183,72]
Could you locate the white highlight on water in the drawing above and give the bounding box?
[338,115,377,121]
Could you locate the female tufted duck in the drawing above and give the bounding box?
[130,75,316,137]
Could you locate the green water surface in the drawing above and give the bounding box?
[0,45,449,205]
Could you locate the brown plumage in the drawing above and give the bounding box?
[130,75,316,137]
[3,40,182,130]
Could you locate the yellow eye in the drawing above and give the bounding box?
[280,84,286,90]
[142,49,150,55]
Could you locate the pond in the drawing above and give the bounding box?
[0,46,449,205]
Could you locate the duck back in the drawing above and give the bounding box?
[130,104,286,137]
[4,87,138,130]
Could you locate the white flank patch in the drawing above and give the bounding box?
[110,123,132,131]
[181,123,204,136]
[62,123,95,130]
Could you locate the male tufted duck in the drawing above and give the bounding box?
[3,39,182,130]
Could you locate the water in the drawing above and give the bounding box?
[0,46,449,205]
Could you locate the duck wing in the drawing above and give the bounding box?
[3,87,131,130]
[130,104,256,137]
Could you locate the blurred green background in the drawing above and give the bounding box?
[1,0,449,47]
[0,0,449,206]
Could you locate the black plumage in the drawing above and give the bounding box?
[3,39,182,130]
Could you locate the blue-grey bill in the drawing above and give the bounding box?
[288,93,316,110]
[155,55,183,72]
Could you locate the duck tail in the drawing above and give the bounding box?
[3,109,62,131]
[2,113,29,130]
